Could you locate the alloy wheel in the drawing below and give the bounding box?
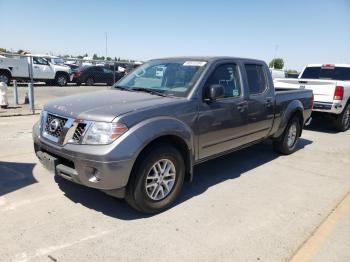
[145,159,176,201]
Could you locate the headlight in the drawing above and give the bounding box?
[82,122,128,145]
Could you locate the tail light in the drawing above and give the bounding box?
[74,71,81,77]
[334,86,344,100]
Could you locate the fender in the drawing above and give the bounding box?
[272,99,304,139]
[128,116,195,179]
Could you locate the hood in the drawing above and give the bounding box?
[53,64,71,72]
[44,89,181,122]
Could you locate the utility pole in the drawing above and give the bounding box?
[105,32,108,60]
[272,44,279,69]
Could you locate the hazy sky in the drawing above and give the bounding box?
[1,0,349,70]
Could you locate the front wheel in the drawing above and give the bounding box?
[273,116,301,155]
[125,145,185,214]
[55,74,68,86]
[334,104,350,132]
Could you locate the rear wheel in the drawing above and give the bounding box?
[273,116,301,155]
[334,103,350,132]
[0,71,11,85]
[86,77,94,86]
[125,145,185,214]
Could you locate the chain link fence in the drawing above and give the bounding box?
[0,52,142,114]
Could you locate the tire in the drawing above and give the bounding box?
[86,77,94,86]
[273,116,301,155]
[334,103,350,132]
[0,71,11,85]
[55,73,68,86]
[125,144,185,214]
[76,81,81,86]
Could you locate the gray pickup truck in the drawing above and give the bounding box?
[33,57,313,213]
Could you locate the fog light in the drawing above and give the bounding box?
[85,167,101,182]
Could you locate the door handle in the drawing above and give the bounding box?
[236,101,248,112]
[265,98,273,108]
[34,66,39,69]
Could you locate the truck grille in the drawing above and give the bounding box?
[44,114,68,138]
[71,123,87,142]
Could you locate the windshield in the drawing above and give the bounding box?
[114,60,207,97]
[301,66,350,81]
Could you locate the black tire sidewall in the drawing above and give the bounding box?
[338,104,350,131]
[282,117,300,154]
[55,74,68,86]
[86,77,94,86]
[128,146,185,213]
[0,73,10,85]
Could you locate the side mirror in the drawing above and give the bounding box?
[206,84,225,101]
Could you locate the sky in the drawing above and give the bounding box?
[0,0,349,70]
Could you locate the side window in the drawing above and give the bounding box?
[33,57,48,65]
[103,68,112,73]
[245,64,267,95]
[94,67,103,72]
[205,63,242,98]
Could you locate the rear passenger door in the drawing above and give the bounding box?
[93,67,104,83]
[244,64,275,142]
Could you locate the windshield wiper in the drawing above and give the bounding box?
[114,85,130,91]
[131,87,167,97]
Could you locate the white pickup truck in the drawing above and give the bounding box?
[0,55,72,86]
[274,64,350,131]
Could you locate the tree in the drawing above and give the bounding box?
[106,57,112,61]
[287,69,298,74]
[0,47,6,53]
[93,53,98,60]
[269,58,284,69]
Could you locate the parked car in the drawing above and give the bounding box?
[270,68,286,79]
[33,56,313,213]
[41,55,79,71]
[274,64,350,131]
[0,55,72,86]
[73,65,115,86]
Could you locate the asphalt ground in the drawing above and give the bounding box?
[0,88,349,262]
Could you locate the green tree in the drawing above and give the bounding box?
[106,57,112,61]
[0,47,7,53]
[287,69,298,74]
[269,58,284,69]
[93,53,98,60]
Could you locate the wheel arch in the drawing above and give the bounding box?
[131,134,192,182]
[272,100,304,139]
[0,69,12,83]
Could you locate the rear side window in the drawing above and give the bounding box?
[301,67,350,81]
[245,64,267,95]
[93,67,103,72]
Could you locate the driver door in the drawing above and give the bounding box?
[32,57,53,79]
[197,62,248,159]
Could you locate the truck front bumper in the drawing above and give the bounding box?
[33,122,138,198]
